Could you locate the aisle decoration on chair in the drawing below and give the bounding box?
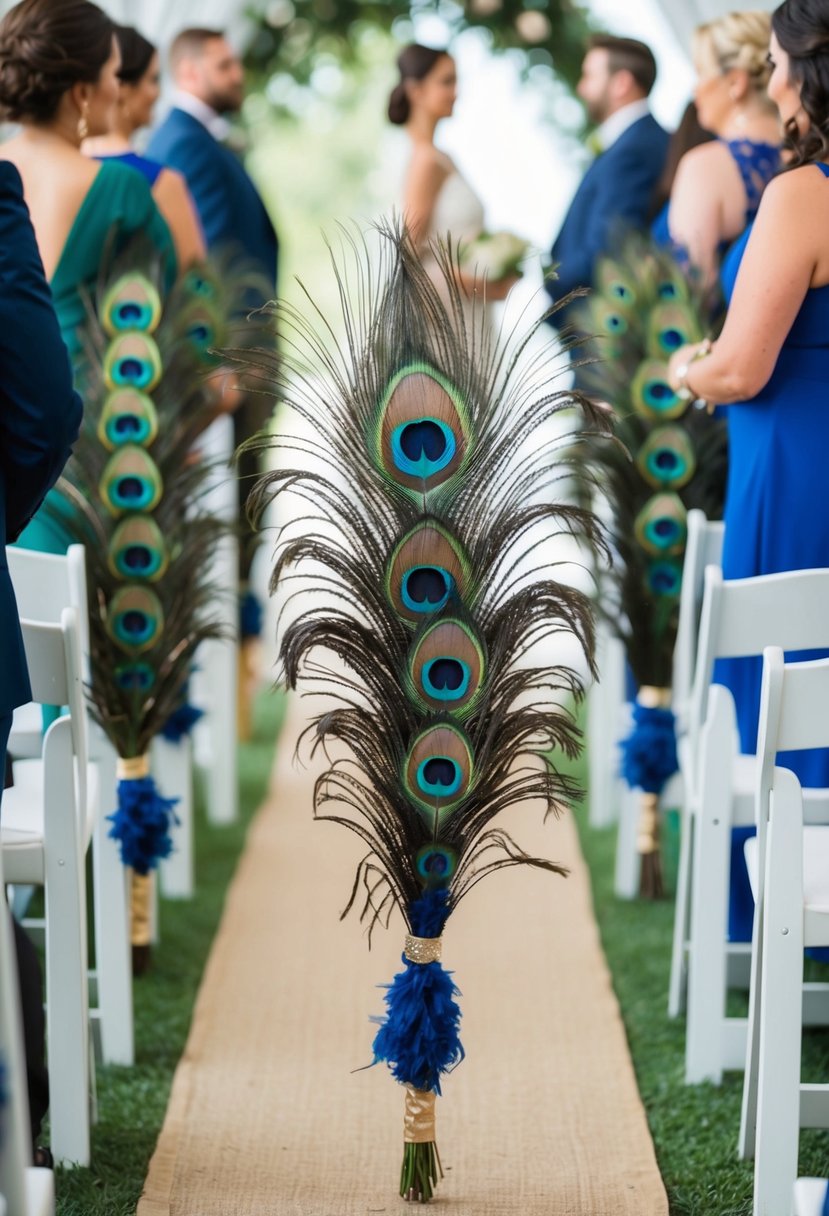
[575,235,728,897]
[236,224,609,1201]
[46,243,241,950]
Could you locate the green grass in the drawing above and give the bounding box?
[54,691,285,1216]
[570,749,829,1215]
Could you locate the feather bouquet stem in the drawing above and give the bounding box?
[235,223,610,1200]
[575,234,727,898]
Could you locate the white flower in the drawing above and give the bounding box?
[460,230,530,280]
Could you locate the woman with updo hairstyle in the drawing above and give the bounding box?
[389,43,516,330]
[82,25,205,268]
[0,0,175,552]
[668,0,829,795]
[654,10,780,282]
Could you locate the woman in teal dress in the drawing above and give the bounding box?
[0,0,176,552]
[668,0,829,930]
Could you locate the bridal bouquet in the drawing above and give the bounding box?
[459,229,530,280]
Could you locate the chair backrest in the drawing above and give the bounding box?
[673,509,724,714]
[688,565,829,762]
[19,609,89,811]
[6,544,89,667]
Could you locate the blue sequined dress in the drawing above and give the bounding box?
[718,161,829,939]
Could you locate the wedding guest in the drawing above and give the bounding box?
[655,11,780,284]
[668,0,829,792]
[147,28,279,628]
[548,35,669,324]
[0,0,175,554]
[649,101,714,227]
[389,41,515,330]
[0,157,82,1164]
[83,24,206,268]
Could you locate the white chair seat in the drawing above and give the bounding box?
[746,826,829,925]
[794,1177,829,1216]
[1,759,99,884]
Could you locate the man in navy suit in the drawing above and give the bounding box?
[147,29,279,626]
[548,35,669,329]
[0,158,82,1162]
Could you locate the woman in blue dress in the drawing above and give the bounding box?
[83,25,205,269]
[669,0,829,900]
[652,11,780,281]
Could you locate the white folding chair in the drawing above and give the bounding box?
[0,843,54,1216]
[5,545,133,1068]
[1,611,93,1166]
[739,649,829,1215]
[588,624,627,829]
[683,567,829,1085]
[668,509,724,1015]
[794,1179,829,1216]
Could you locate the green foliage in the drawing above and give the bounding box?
[54,692,286,1216]
[570,746,829,1214]
[244,0,593,98]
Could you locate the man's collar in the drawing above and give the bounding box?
[595,98,651,154]
[170,88,231,142]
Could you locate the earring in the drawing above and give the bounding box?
[77,103,89,141]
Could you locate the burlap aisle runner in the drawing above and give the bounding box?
[138,690,667,1216]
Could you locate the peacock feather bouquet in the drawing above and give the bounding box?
[575,233,728,896]
[235,223,609,1201]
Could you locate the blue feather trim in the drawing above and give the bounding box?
[160,701,204,743]
[107,775,179,875]
[372,889,463,1094]
[240,589,263,639]
[620,703,679,795]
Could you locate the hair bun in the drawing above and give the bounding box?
[388,81,409,125]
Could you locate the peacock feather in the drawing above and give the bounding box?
[230,223,610,1201]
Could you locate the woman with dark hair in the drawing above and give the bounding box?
[83,24,205,267]
[0,0,175,551]
[668,0,829,788]
[389,43,515,328]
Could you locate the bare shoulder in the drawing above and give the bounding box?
[757,163,829,218]
[674,140,734,185]
[409,143,452,177]
[154,165,189,198]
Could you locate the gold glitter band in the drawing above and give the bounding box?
[117,754,150,780]
[637,686,672,709]
[403,1086,436,1144]
[404,935,442,964]
[636,791,660,855]
[130,871,153,947]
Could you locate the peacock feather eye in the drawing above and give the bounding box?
[404,722,473,827]
[106,585,164,653]
[636,425,696,489]
[646,302,703,358]
[647,558,683,598]
[415,843,457,888]
[114,661,156,692]
[406,617,485,717]
[99,445,163,517]
[182,267,219,300]
[631,359,687,421]
[375,364,470,495]
[595,259,638,310]
[386,521,470,626]
[589,297,632,341]
[108,515,169,581]
[104,332,163,393]
[634,492,687,556]
[176,300,226,361]
[100,272,162,336]
[97,388,159,450]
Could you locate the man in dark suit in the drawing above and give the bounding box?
[548,35,669,328]
[0,158,82,1162]
[147,28,279,639]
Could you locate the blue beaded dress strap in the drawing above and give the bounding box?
[721,138,780,221]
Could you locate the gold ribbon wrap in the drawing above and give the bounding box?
[403,1086,436,1144]
[637,685,672,710]
[130,871,153,947]
[117,754,151,780]
[637,792,661,856]
[404,935,442,965]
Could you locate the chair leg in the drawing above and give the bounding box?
[686,768,731,1084]
[739,897,763,1161]
[155,734,194,900]
[92,743,134,1067]
[614,784,641,900]
[669,803,693,1018]
[753,795,803,1216]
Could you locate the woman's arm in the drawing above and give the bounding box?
[668,166,825,403]
[402,146,449,246]
[153,167,207,270]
